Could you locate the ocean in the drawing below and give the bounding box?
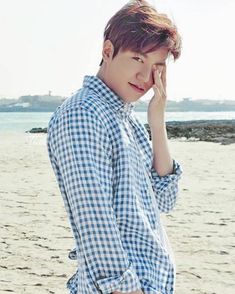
[0,111,235,132]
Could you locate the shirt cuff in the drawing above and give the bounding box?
[94,262,142,294]
[171,159,182,175]
[151,159,182,178]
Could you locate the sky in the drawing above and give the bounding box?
[0,0,234,101]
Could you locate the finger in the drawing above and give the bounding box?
[155,70,167,98]
[154,66,166,98]
[161,65,167,89]
[155,69,164,90]
[152,84,162,98]
[152,68,158,89]
[153,66,161,86]
[152,72,163,97]
[152,66,167,98]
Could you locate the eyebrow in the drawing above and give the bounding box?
[139,52,166,66]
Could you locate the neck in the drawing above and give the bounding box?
[96,67,105,81]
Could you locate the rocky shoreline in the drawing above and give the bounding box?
[27,127,47,133]
[27,119,235,145]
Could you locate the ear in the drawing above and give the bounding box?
[101,40,114,63]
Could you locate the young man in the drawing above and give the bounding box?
[47,1,182,293]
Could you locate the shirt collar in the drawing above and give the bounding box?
[82,75,135,119]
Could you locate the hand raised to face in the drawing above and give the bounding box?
[152,64,167,100]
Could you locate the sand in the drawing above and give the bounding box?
[0,132,234,294]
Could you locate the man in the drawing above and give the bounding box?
[47,1,182,293]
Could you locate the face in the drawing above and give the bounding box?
[99,40,169,103]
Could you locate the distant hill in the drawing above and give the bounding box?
[0,95,235,112]
[135,98,235,112]
[164,98,235,112]
[0,95,66,112]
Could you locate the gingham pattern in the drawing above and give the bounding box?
[47,75,182,294]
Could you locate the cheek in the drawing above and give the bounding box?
[146,83,153,91]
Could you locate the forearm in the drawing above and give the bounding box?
[150,120,173,177]
[112,290,144,294]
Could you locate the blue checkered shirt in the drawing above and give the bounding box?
[47,75,182,294]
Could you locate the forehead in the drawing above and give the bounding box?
[141,48,169,60]
[121,47,169,61]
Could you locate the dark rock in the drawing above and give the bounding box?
[27,119,235,144]
[144,120,235,144]
[26,127,47,133]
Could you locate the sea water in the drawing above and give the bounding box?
[0,111,235,132]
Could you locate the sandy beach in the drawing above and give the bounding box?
[0,132,234,294]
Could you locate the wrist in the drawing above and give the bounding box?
[149,119,166,131]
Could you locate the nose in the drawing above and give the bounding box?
[137,66,153,83]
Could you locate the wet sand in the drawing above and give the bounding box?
[0,132,234,294]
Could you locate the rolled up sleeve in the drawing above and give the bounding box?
[150,159,183,213]
[49,106,141,293]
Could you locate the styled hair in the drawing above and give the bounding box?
[99,0,181,66]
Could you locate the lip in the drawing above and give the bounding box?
[128,82,144,93]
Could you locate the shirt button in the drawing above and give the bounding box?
[166,284,172,291]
